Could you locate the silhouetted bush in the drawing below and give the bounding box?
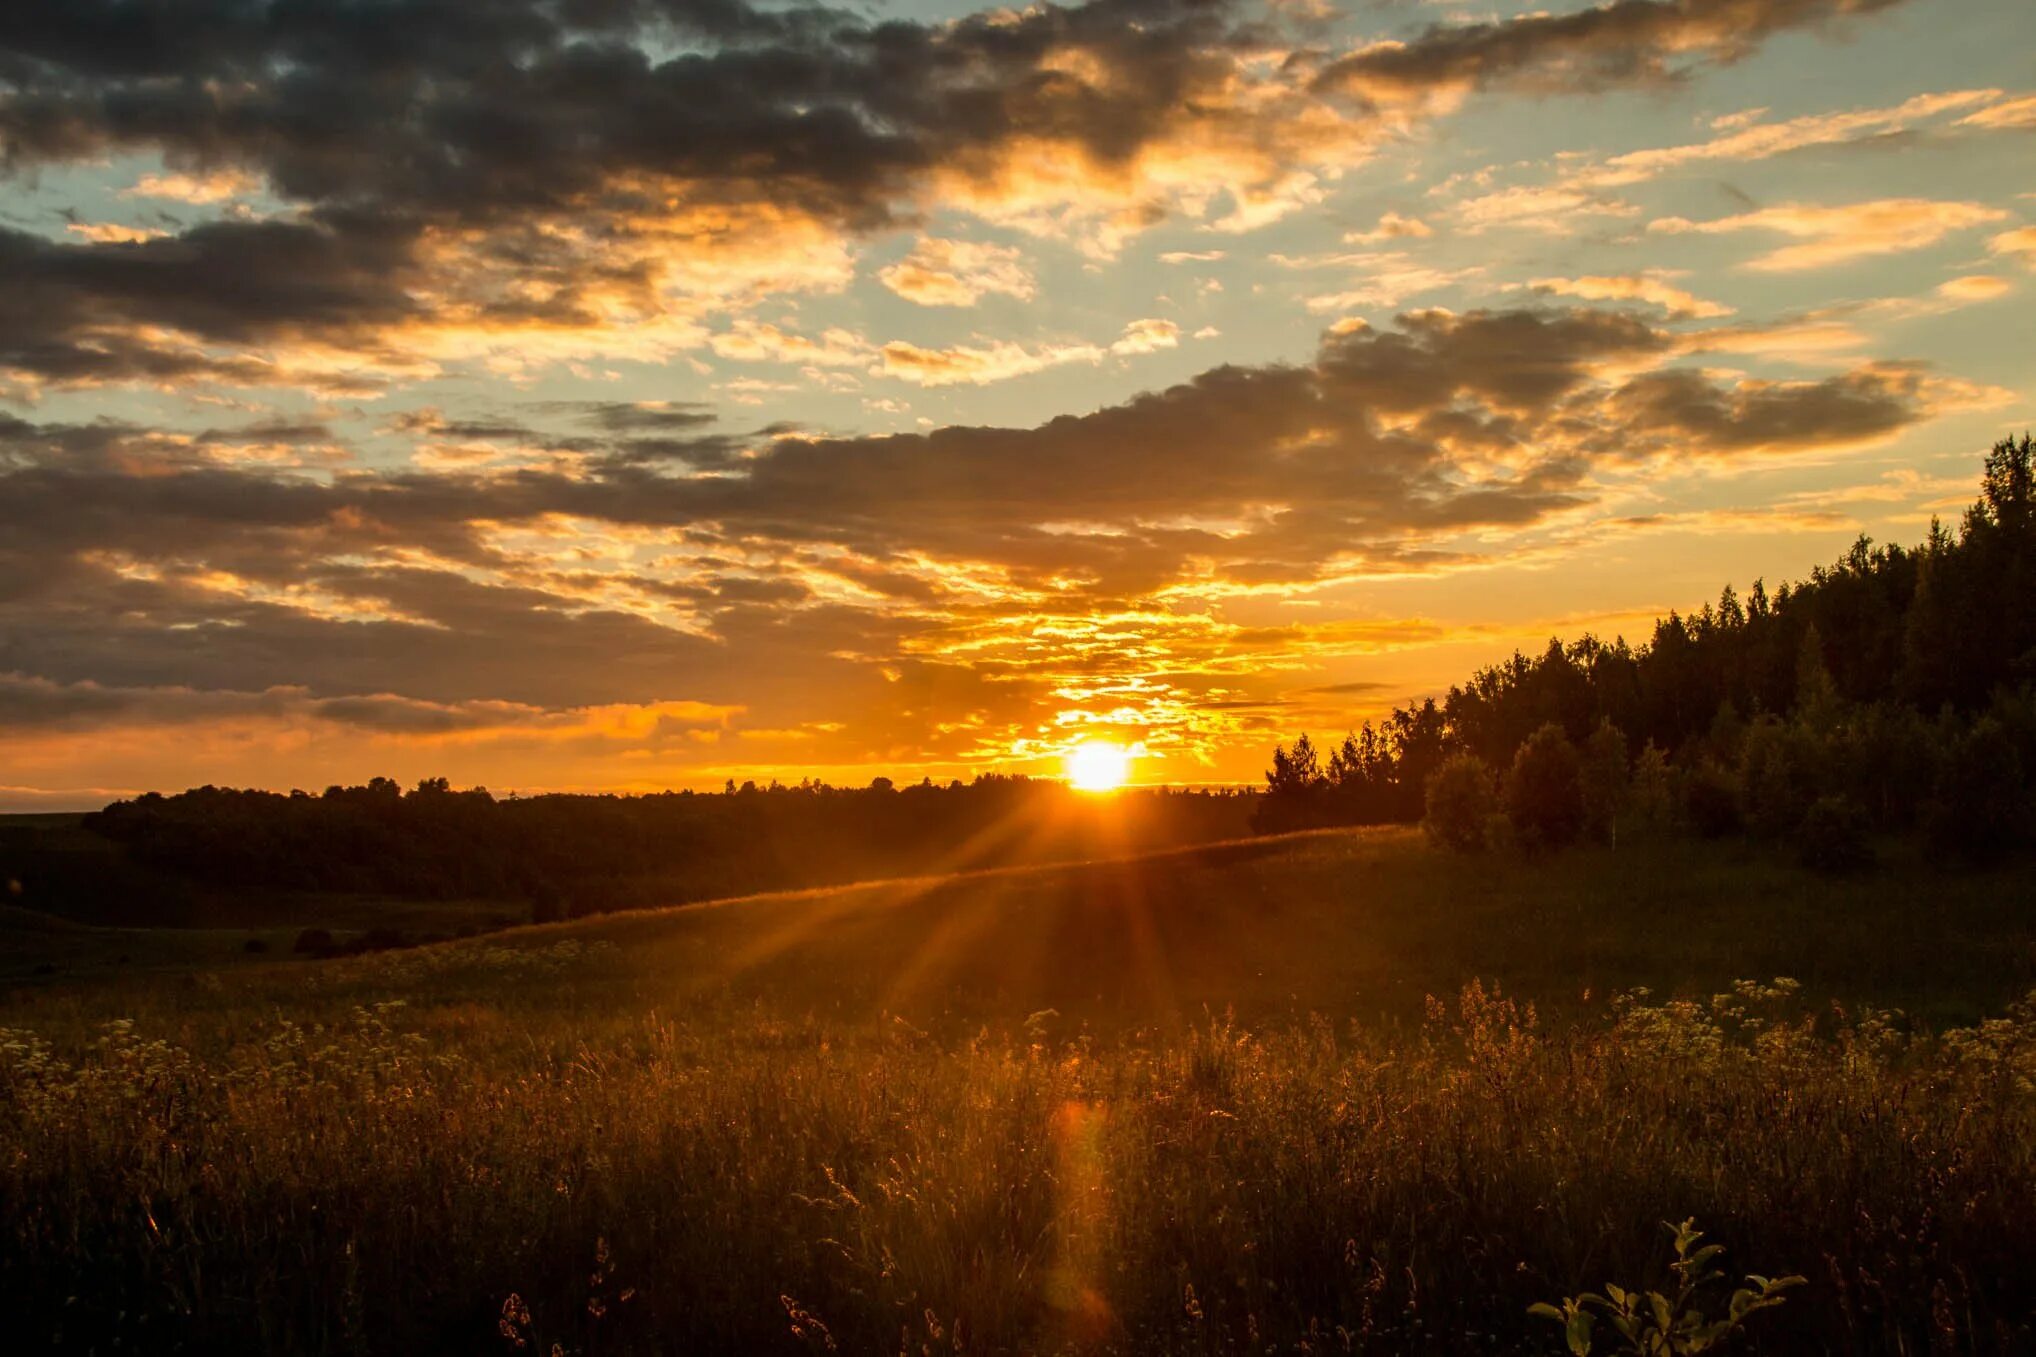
[85,776,1257,921]
[1505,724,1585,851]
[1423,754,1497,853]
[1740,718,1823,837]
[242,937,269,954]
[1685,764,1743,839]
[291,928,334,955]
[1923,717,2029,863]
[1627,743,1679,837]
[1797,796,1873,873]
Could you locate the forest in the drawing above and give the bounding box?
[70,775,1253,921]
[1257,435,2036,867]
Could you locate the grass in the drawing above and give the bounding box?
[3,829,2036,1353]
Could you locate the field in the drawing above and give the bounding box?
[5,828,2036,1353]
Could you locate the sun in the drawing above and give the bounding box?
[1065,740,1132,792]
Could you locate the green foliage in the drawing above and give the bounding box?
[1531,1219,1803,1355]
[9,834,2036,1351]
[80,776,1256,921]
[1262,436,2036,864]
[1922,715,2030,863]
[1795,795,1873,874]
[1580,719,1631,844]
[1737,718,1824,837]
[1627,743,1679,838]
[1683,764,1742,839]
[1507,724,1586,850]
[1424,752,1498,852]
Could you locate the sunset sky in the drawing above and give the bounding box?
[0,0,2030,805]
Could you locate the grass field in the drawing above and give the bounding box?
[4,829,2036,1353]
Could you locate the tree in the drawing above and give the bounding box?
[1797,795,1872,873]
[1505,724,1585,851]
[1628,742,1678,837]
[1423,753,1497,853]
[1580,719,1629,845]
[1922,716,2028,863]
[1738,718,1821,837]
[1265,733,1323,796]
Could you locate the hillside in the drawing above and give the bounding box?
[9,832,2036,1353]
[17,826,2031,1030]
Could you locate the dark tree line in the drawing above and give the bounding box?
[76,775,1255,921]
[1259,435,2036,865]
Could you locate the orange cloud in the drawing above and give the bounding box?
[878,238,1037,307]
[1530,274,1734,319]
[1651,198,2009,270]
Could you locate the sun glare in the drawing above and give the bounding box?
[1065,740,1131,792]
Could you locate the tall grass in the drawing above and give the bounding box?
[4,945,2035,1353]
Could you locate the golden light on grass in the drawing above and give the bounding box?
[1065,740,1131,792]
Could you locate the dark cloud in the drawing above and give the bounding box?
[0,0,1918,392]
[0,306,1940,744]
[1319,0,1905,98]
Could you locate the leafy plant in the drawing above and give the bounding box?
[1530,1219,1803,1355]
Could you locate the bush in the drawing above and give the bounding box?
[291,927,335,955]
[1423,753,1497,853]
[1505,724,1585,851]
[242,937,270,954]
[1627,743,1679,837]
[1739,718,1822,837]
[1923,717,2029,863]
[1796,796,1873,873]
[1684,763,1742,839]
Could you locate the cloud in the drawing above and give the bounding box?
[0,0,1928,398]
[1990,226,2036,268]
[63,222,170,245]
[1579,88,2006,187]
[120,169,263,204]
[878,238,1036,307]
[0,301,1960,782]
[1937,274,2011,303]
[1275,250,1480,311]
[710,322,872,367]
[1651,198,2009,270]
[877,318,1179,386]
[1959,94,2036,130]
[1318,0,1907,104]
[1451,185,1639,234]
[1345,212,1433,244]
[1530,274,1734,319]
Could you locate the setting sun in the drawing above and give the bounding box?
[1065,740,1132,792]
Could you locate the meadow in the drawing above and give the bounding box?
[5,828,2036,1353]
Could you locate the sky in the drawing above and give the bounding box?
[0,0,2030,806]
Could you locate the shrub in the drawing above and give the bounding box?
[1627,743,1679,837]
[1423,753,1497,853]
[355,928,409,953]
[1922,716,2029,863]
[291,927,335,956]
[1506,724,1585,851]
[1531,1218,1802,1355]
[1684,763,1742,839]
[1738,718,1822,837]
[242,937,270,954]
[1796,796,1873,874]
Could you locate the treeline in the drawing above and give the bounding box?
[80,775,1254,920]
[1259,434,2036,866]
